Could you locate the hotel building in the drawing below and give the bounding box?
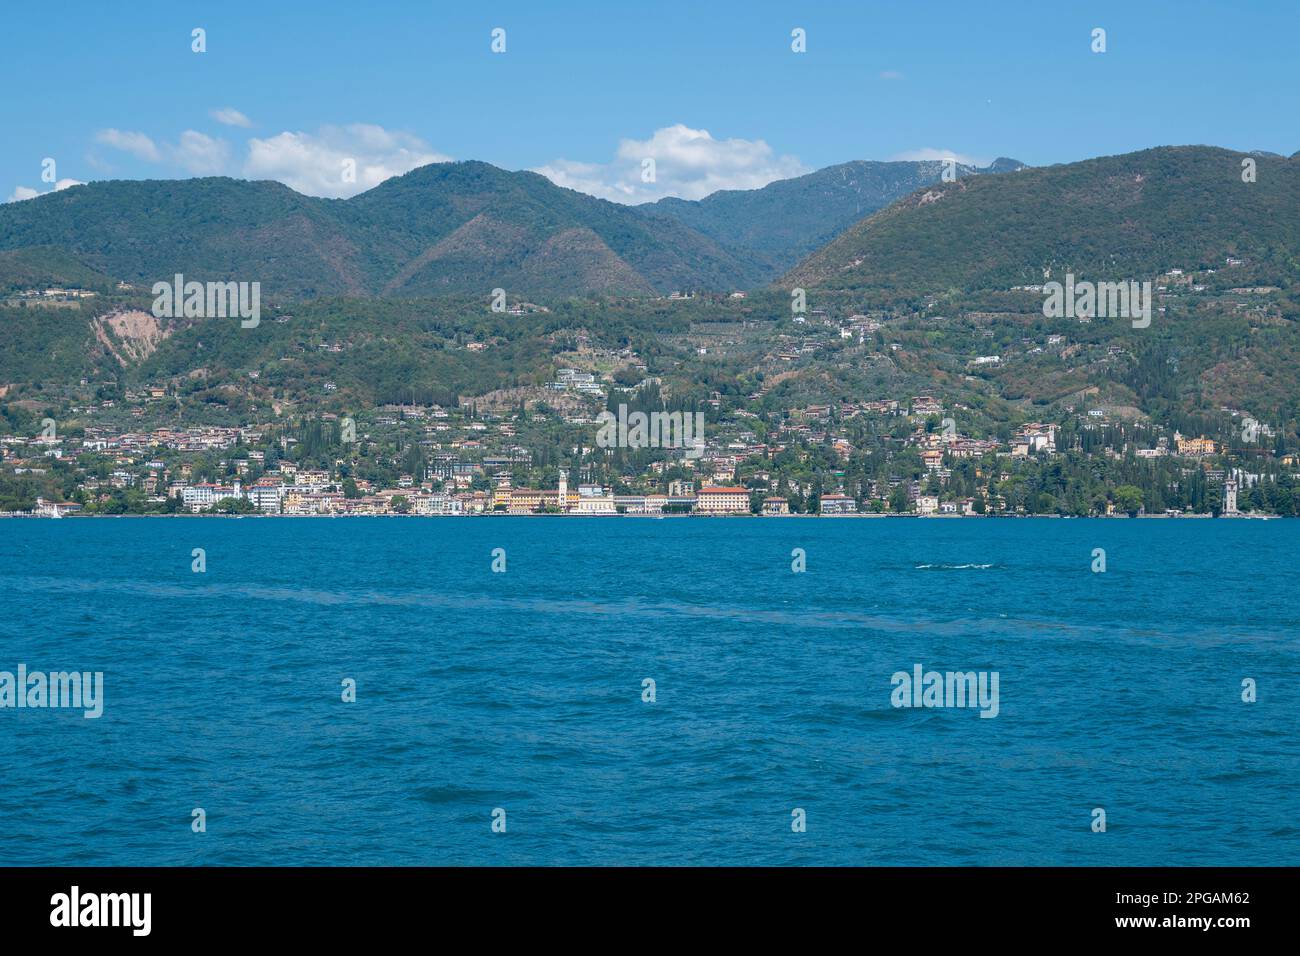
[696,486,750,514]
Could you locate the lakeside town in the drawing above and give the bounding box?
[2,382,1293,518]
[2,239,1297,521]
[4,246,1297,520]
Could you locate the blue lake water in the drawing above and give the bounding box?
[1,517,1296,866]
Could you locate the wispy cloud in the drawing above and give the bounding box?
[879,70,904,80]
[534,124,808,203]
[95,128,232,176]
[210,107,253,128]
[173,131,232,175]
[94,128,161,162]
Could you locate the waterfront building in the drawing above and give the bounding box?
[575,493,617,514]
[696,486,750,514]
[247,480,283,514]
[818,493,857,515]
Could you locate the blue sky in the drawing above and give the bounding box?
[3,0,1296,203]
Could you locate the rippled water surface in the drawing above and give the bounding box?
[1,517,1296,865]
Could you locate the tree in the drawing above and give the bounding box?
[1113,485,1143,516]
[210,496,256,514]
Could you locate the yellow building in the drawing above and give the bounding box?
[494,484,580,513]
[696,486,750,514]
[1175,434,1217,457]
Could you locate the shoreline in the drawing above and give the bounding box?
[0,512,1279,520]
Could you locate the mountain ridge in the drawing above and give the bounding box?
[0,161,763,299]
[0,154,1028,299]
[784,145,1300,295]
[641,156,1024,275]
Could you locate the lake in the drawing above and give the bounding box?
[1,517,1296,865]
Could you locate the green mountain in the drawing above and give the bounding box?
[342,162,764,295]
[0,162,763,299]
[785,146,1300,294]
[0,247,115,294]
[643,157,1023,277]
[4,145,1298,442]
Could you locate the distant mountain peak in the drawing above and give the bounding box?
[986,157,1027,173]
[641,155,1023,277]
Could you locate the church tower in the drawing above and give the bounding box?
[1224,478,1238,514]
[558,469,568,513]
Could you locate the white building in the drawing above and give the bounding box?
[182,481,241,512]
[575,495,618,515]
[414,494,463,516]
[246,484,283,514]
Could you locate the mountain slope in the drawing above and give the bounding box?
[785,146,1300,294]
[0,177,364,299]
[0,162,763,299]
[643,157,1023,276]
[0,246,116,293]
[348,161,762,296]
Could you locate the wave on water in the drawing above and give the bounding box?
[9,570,1291,650]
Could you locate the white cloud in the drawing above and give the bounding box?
[89,121,449,196]
[6,178,84,203]
[891,147,990,168]
[879,70,904,81]
[94,127,232,176]
[243,124,450,198]
[211,107,253,128]
[172,130,232,175]
[94,128,161,162]
[534,124,808,203]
